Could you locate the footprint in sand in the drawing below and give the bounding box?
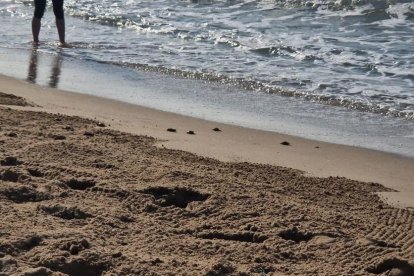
[1,235,42,256]
[197,231,268,243]
[63,179,96,190]
[0,185,50,203]
[38,204,92,220]
[0,156,22,166]
[367,258,414,275]
[27,168,44,177]
[278,227,314,243]
[140,186,208,208]
[0,169,29,183]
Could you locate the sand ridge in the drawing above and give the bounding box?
[1,106,414,275]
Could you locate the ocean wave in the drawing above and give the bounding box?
[8,0,412,121]
[56,0,414,30]
[274,0,413,10]
[111,60,413,120]
[251,46,297,56]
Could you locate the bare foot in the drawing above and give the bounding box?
[59,42,72,48]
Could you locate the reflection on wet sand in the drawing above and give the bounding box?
[27,46,63,88]
[49,51,63,88]
[27,47,38,84]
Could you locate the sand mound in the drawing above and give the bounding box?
[0,92,31,106]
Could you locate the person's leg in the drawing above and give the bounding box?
[32,17,41,43]
[32,0,46,43]
[55,18,65,44]
[52,0,65,44]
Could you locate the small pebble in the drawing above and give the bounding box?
[187,130,195,135]
[97,122,106,127]
[84,131,94,137]
[63,126,74,131]
[80,239,90,249]
[167,128,176,133]
[250,225,258,232]
[280,141,290,146]
[150,258,163,265]
[53,135,66,140]
[69,244,81,255]
[212,128,221,132]
[119,215,134,223]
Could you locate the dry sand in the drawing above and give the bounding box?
[1,76,414,275]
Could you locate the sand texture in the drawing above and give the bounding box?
[2,74,414,209]
[1,105,414,276]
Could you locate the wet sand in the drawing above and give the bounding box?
[1,76,414,275]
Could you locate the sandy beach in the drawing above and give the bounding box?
[1,75,414,275]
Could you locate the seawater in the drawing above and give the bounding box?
[0,0,413,156]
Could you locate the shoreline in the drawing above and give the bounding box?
[1,46,413,158]
[1,74,413,208]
